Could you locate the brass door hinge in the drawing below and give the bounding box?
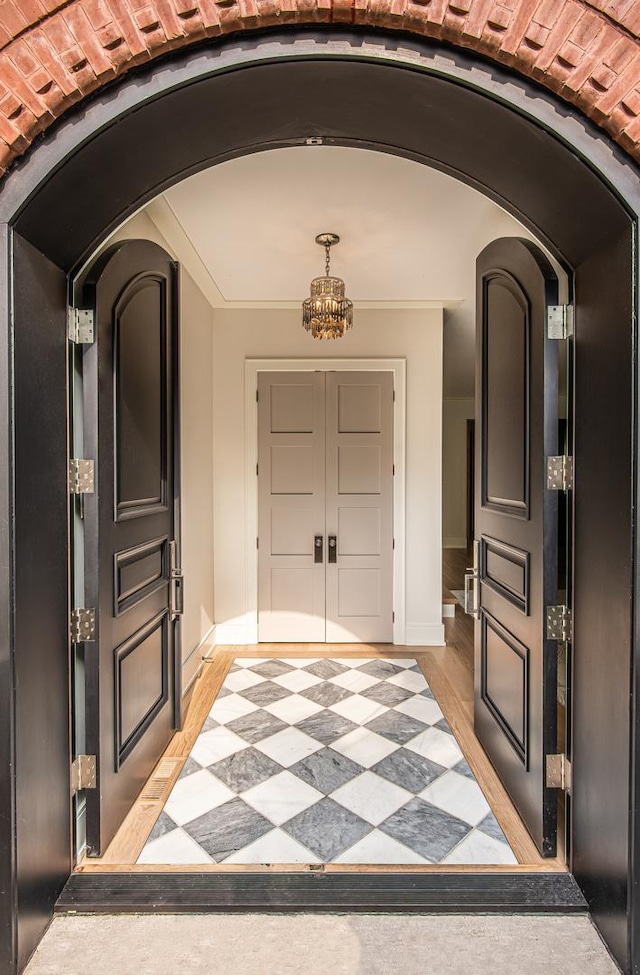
[546,753,572,793]
[71,754,96,794]
[70,607,96,644]
[69,458,95,495]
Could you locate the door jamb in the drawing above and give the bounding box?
[244,357,407,645]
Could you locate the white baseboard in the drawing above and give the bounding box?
[182,624,217,692]
[403,623,446,646]
[442,604,456,618]
[214,620,259,646]
[443,537,468,549]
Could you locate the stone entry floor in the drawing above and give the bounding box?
[138,657,517,865]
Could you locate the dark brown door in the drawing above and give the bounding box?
[474,237,559,857]
[82,239,181,856]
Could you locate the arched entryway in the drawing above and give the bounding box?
[1,26,639,975]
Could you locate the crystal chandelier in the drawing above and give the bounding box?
[302,233,353,340]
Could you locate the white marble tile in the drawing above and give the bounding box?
[137,827,214,865]
[263,693,324,724]
[232,658,265,668]
[272,670,323,693]
[394,695,444,726]
[242,771,323,826]
[190,726,248,767]
[331,657,374,667]
[386,658,418,669]
[223,669,265,692]
[329,670,380,693]
[254,727,323,766]
[404,727,464,768]
[442,829,518,865]
[332,771,411,826]
[387,670,429,692]
[420,770,491,826]
[331,727,399,767]
[163,769,235,826]
[282,658,322,669]
[333,828,428,864]
[330,694,389,725]
[222,827,320,864]
[208,692,259,724]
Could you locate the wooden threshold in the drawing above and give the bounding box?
[78,638,566,874]
[57,870,586,915]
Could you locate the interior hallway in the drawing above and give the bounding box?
[23,914,618,975]
[78,553,561,870]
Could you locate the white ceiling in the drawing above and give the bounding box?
[138,146,542,395]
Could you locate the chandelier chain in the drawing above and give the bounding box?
[325,243,331,277]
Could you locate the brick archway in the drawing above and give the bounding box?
[0,1,639,177]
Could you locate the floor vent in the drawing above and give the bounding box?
[139,758,182,802]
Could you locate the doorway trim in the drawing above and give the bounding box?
[241,358,407,646]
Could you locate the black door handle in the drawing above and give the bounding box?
[328,535,337,563]
[314,535,324,563]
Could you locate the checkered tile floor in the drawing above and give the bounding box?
[138,657,518,865]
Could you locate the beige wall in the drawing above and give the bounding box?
[110,212,215,686]
[443,398,475,549]
[212,308,445,646]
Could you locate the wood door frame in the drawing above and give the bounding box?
[246,358,407,646]
[0,30,639,975]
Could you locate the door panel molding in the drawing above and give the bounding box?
[247,358,406,646]
[114,610,170,769]
[480,534,530,615]
[480,608,529,767]
[480,269,530,520]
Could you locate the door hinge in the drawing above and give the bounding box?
[69,458,95,495]
[546,753,572,793]
[70,607,96,643]
[68,308,95,344]
[547,304,574,340]
[71,754,97,794]
[546,604,572,643]
[547,455,573,491]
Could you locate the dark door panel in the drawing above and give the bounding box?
[474,237,559,857]
[82,239,181,856]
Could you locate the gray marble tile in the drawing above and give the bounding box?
[239,681,293,706]
[216,686,232,699]
[300,681,354,708]
[379,797,470,862]
[304,659,349,679]
[209,747,284,793]
[290,747,364,795]
[226,708,288,744]
[409,664,422,672]
[201,716,218,734]
[148,810,179,842]
[357,659,403,679]
[249,659,295,679]
[229,664,241,673]
[435,718,453,734]
[453,758,476,780]
[365,711,429,745]
[295,709,359,746]
[477,812,508,843]
[420,687,436,700]
[360,681,414,707]
[184,797,273,862]
[281,798,372,860]
[178,757,203,780]
[373,748,446,794]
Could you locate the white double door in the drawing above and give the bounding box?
[258,370,394,643]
